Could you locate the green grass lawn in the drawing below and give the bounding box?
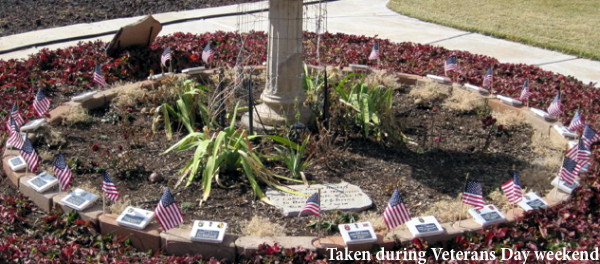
[387,0,600,60]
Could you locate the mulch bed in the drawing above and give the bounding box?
[26,76,536,236]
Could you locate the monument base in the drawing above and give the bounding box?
[240,102,313,131]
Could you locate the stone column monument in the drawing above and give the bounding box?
[242,0,312,130]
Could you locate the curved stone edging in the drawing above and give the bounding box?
[1,67,574,258]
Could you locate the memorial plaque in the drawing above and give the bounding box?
[117,206,155,230]
[529,108,555,120]
[190,220,228,243]
[464,83,490,95]
[265,182,372,216]
[339,222,376,245]
[426,74,451,84]
[406,216,445,238]
[551,177,578,194]
[182,66,206,75]
[62,188,99,211]
[518,192,548,211]
[21,119,46,132]
[8,156,27,171]
[468,204,506,226]
[28,172,58,193]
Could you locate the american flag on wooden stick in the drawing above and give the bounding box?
[462,180,485,209]
[155,188,184,231]
[482,67,493,88]
[444,56,458,75]
[501,171,523,205]
[582,124,598,149]
[11,102,25,127]
[7,118,25,149]
[53,153,73,191]
[519,79,532,101]
[161,47,172,67]
[368,42,380,60]
[33,88,50,117]
[383,188,411,230]
[300,192,321,216]
[559,157,579,185]
[546,92,562,117]
[93,64,108,88]
[202,43,214,64]
[567,110,585,132]
[20,139,39,172]
[102,171,121,202]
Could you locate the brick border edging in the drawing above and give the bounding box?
[1,67,573,259]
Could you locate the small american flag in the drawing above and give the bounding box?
[501,171,523,204]
[7,118,25,149]
[576,139,592,171]
[102,171,121,202]
[383,188,411,230]
[53,153,73,191]
[582,124,598,149]
[155,188,184,231]
[20,139,40,172]
[546,92,562,117]
[565,139,579,161]
[93,64,108,88]
[161,47,172,67]
[368,42,380,60]
[300,192,321,216]
[482,67,493,88]
[33,88,51,117]
[567,110,585,132]
[462,180,485,209]
[519,79,532,101]
[444,56,458,75]
[201,43,214,64]
[11,102,25,127]
[559,157,579,185]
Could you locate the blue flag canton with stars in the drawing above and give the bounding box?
[161,188,176,207]
[306,192,320,205]
[389,188,404,206]
[54,153,67,170]
[21,139,34,154]
[563,157,578,172]
[510,171,521,187]
[583,125,597,141]
[464,180,483,195]
[36,88,47,100]
[446,56,457,65]
[103,170,114,183]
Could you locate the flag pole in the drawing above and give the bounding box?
[102,193,106,214]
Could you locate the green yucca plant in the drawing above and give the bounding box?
[159,78,213,140]
[333,73,394,141]
[164,105,302,203]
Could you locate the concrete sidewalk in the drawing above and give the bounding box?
[0,0,598,86]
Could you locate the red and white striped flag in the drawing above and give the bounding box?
[519,79,532,101]
[368,42,380,61]
[444,56,458,75]
[155,188,184,231]
[482,67,493,88]
[383,188,411,230]
[20,139,40,172]
[7,118,25,149]
[161,47,172,68]
[11,102,25,127]
[102,171,121,202]
[546,92,561,117]
[53,153,74,191]
[559,157,579,185]
[201,43,214,64]
[501,171,523,204]
[33,88,51,117]
[93,64,108,88]
[567,110,585,133]
[299,192,321,216]
[462,180,485,209]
